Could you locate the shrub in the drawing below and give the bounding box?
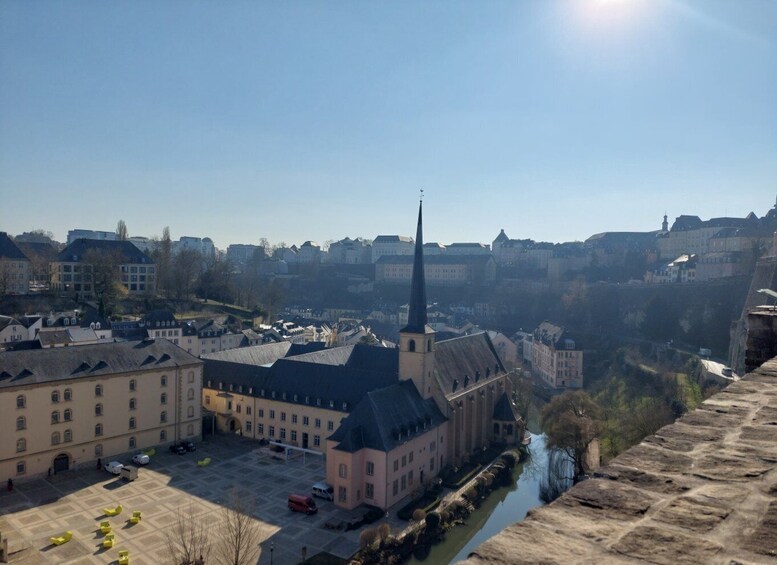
[425,511,441,530]
[359,528,379,549]
[377,523,391,543]
[412,509,427,522]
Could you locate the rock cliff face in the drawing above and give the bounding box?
[461,355,777,564]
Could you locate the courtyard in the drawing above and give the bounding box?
[0,435,405,565]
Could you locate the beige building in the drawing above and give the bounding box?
[531,322,583,389]
[0,232,31,295]
[375,254,496,286]
[0,339,202,482]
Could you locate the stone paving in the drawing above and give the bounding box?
[0,435,404,565]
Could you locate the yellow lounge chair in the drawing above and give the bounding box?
[50,531,72,546]
[129,510,141,524]
[196,457,211,467]
[118,549,130,565]
[103,532,115,549]
[143,448,156,456]
[103,503,122,516]
[99,520,112,534]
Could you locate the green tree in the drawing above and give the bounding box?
[541,390,602,480]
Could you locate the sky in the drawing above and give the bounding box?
[1,0,776,249]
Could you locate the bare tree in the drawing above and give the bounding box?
[116,219,129,240]
[214,489,261,565]
[165,501,212,565]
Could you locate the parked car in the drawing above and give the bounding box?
[183,441,196,452]
[104,461,124,475]
[169,444,186,455]
[288,494,318,515]
[132,453,150,465]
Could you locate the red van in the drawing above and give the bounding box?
[288,494,318,515]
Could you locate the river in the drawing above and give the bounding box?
[407,432,549,565]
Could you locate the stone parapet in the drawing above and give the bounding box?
[461,357,777,564]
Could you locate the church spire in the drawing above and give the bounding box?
[403,200,427,333]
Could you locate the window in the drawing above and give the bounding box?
[51,432,60,445]
[401,455,406,467]
[205,395,210,405]
[51,411,60,424]
[313,435,320,447]
[393,480,398,496]
[258,423,264,435]
[394,460,399,472]
[246,406,252,415]
[95,384,103,397]
[95,423,103,437]
[161,393,167,405]
[245,421,252,432]
[366,483,374,499]
[401,475,406,490]
[95,444,103,457]
[408,470,413,485]
[161,411,167,423]
[303,416,309,426]
[338,486,347,503]
[64,388,72,401]
[161,375,168,387]
[51,390,60,403]
[160,430,167,441]
[409,451,414,463]
[16,461,25,476]
[430,457,435,471]
[327,421,334,431]
[366,461,375,476]
[291,414,298,424]
[16,416,25,430]
[64,429,72,442]
[129,436,136,449]
[315,418,321,428]
[280,428,286,440]
[95,403,103,416]
[16,394,25,408]
[269,410,275,419]
[430,440,436,452]
[188,371,195,383]
[280,412,286,422]
[129,379,136,391]
[187,388,194,400]
[269,426,275,438]
[129,417,136,429]
[187,405,195,418]
[16,438,26,452]
[236,404,242,414]
[291,430,297,442]
[129,398,136,410]
[339,463,348,478]
[64,409,72,422]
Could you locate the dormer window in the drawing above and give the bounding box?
[329,400,334,408]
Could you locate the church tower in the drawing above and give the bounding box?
[399,200,436,399]
[662,213,669,232]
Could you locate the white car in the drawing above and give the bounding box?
[104,461,124,475]
[132,453,150,466]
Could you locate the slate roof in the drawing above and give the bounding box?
[201,342,292,365]
[56,239,153,264]
[433,332,506,397]
[0,339,201,388]
[329,380,446,453]
[493,392,521,422]
[0,232,29,261]
[494,229,510,243]
[0,316,21,332]
[374,235,413,244]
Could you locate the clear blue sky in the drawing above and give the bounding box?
[1,0,775,249]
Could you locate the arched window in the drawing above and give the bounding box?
[187,423,194,436]
[16,394,25,408]
[129,417,136,429]
[16,416,26,430]
[188,371,195,383]
[408,339,416,352]
[129,379,136,391]
[160,429,167,441]
[64,429,72,442]
[187,406,194,418]
[51,431,60,445]
[129,398,136,410]
[161,393,167,405]
[95,423,103,437]
[64,409,72,421]
[51,411,60,424]
[95,403,103,416]
[95,444,103,457]
[95,384,103,396]
[160,411,167,423]
[161,375,167,387]
[129,436,136,449]
[187,388,194,400]
[16,438,26,452]
[51,390,60,403]
[64,388,72,401]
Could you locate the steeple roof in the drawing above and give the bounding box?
[401,201,428,334]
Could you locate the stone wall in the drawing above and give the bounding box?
[461,356,777,564]
[745,309,777,373]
